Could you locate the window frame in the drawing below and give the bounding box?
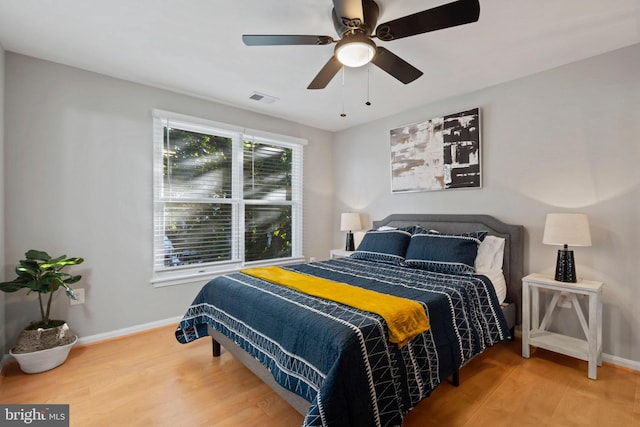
[151,109,306,287]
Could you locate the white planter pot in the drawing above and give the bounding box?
[10,335,78,374]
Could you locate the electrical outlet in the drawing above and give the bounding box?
[70,288,85,305]
[309,257,316,262]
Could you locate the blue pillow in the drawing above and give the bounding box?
[405,231,487,274]
[350,229,411,266]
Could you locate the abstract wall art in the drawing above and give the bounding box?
[390,108,481,193]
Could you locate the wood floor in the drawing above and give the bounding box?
[2,324,639,427]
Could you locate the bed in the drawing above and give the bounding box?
[175,213,524,426]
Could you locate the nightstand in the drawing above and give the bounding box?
[330,249,354,259]
[522,273,603,379]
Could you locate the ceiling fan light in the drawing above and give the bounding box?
[336,40,376,68]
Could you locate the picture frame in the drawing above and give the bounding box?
[390,107,481,193]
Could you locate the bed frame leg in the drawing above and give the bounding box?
[212,337,221,357]
[509,327,516,341]
[451,370,459,387]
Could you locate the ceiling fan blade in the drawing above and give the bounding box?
[332,0,365,23]
[371,47,423,84]
[307,56,343,89]
[242,35,334,46]
[375,0,480,41]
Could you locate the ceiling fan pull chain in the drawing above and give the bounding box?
[366,66,372,106]
[340,67,347,117]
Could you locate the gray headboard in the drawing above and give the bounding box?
[372,214,525,324]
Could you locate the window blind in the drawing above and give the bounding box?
[152,110,304,282]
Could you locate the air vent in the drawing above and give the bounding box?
[249,91,278,104]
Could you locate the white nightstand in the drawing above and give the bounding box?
[522,273,603,379]
[330,249,354,259]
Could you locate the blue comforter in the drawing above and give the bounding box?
[175,258,510,427]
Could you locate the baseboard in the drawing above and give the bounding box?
[602,353,640,372]
[1,353,13,373]
[75,316,183,346]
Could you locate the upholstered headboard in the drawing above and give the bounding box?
[372,214,525,324]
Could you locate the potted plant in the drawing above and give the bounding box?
[0,249,84,374]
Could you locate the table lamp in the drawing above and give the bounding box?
[340,213,362,251]
[542,213,592,282]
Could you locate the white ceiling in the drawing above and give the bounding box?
[1,0,639,132]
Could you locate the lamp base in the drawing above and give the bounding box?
[555,248,577,283]
[345,231,355,252]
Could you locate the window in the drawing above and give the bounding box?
[152,110,305,285]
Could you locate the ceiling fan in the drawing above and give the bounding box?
[242,0,480,89]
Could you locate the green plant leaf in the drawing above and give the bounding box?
[56,257,84,266]
[25,249,51,261]
[0,282,25,292]
[48,254,67,264]
[63,275,83,285]
[25,279,41,292]
[15,265,37,279]
[48,277,63,293]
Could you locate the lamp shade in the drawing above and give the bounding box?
[543,213,592,247]
[340,213,362,231]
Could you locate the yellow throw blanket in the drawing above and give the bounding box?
[240,266,430,348]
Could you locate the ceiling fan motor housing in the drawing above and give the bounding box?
[332,0,379,37]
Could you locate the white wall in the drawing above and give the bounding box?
[3,53,334,349]
[0,42,5,358]
[333,44,640,365]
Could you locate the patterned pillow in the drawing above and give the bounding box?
[405,231,487,274]
[350,229,412,266]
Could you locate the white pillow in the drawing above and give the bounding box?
[475,235,505,271]
[477,268,507,304]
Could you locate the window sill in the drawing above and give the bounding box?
[151,256,307,288]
